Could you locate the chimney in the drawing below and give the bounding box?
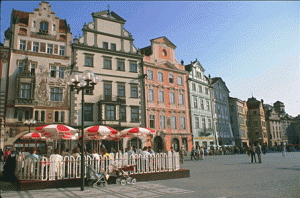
[181,60,184,65]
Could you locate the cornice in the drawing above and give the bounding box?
[12,50,70,61]
[83,28,133,41]
[143,60,188,75]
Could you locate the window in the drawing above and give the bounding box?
[59,67,64,78]
[205,88,209,94]
[104,83,112,101]
[180,117,186,129]
[103,42,108,49]
[178,76,182,85]
[40,21,48,33]
[148,89,154,101]
[162,49,167,56]
[104,59,112,69]
[117,60,125,71]
[130,85,138,98]
[171,116,177,129]
[158,72,163,82]
[118,84,125,97]
[199,85,202,93]
[160,116,165,129]
[179,94,184,105]
[159,91,164,102]
[55,111,59,122]
[18,111,23,122]
[34,111,39,121]
[169,74,174,83]
[18,62,24,74]
[59,46,65,56]
[60,111,65,123]
[25,110,30,120]
[192,83,196,91]
[206,100,210,110]
[20,40,26,50]
[194,97,198,108]
[21,84,31,98]
[53,24,56,31]
[50,87,63,101]
[47,44,53,54]
[84,104,93,121]
[33,21,36,28]
[41,111,45,122]
[131,107,139,122]
[147,70,153,80]
[33,42,39,52]
[201,99,204,109]
[30,63,36,75]
[105,105,115,121]
[195,117,200,128]
[111,43,116,51]
[150,115,155,128]
[85,54,94,67]
[202,118,206,129]
[130,62,137,72]
[50,66,56,78]
[119,106,126,122]
[208,119,212,129]
[196,72,201,79]
[170,92,175,104]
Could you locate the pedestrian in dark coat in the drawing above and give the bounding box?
[249,144,256,163]
[190,147,196,160]
[256,143,262,163]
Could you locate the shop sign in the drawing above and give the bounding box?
[195,137,214,140]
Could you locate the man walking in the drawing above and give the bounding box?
[179,147,185,164]
[191,147,196,160]
[256,143,262,163]
[249,143,256,163]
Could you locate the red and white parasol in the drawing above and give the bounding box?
[36,124,78,134]
[20,132,42,140]
[84,125,118,136]
[120,127,156,137]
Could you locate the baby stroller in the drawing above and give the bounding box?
[86,164,109,188]
[112,164,137,186]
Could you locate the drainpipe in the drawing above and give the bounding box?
[186,75,193,150]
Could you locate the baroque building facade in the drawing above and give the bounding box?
[2,2,72,153]
[185,59,215,149]
[71,9,144,151]
[140,37,192,152]
[211,78,234,145]
[228,97,249,148]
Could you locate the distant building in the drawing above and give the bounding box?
[140,37,191,152]
[289,115,300,145]
[246,97,268,146]
[185,59,215,149]
[211,78,234,146]
[228,97,249,148]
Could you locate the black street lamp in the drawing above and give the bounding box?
[23,120,37,150]
[68,70,98,191]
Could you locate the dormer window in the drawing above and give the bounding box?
[162,49,167,56]
[53,24,56,31]
[39,21,48,34]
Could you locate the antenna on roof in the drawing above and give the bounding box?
[107,4,110,15]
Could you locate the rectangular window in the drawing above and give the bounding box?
[159,91,164,102]
[117,60,125,71]
[105,105,115,121]
[178,76,182,85]
[33,42,39,52]
[60,111,65,123]
[34,111,39,122]
[104,83,112,101]
[147,70,153,80]
[158,72,163,82]
[130,85,138,98]
[170,92,175,104]
[171,116,177,129]
[119,106,126,122]
[50,87,63,101]
[84,104,93,121]
[30,63,36,75]
[199,85,202,93]
[41,111,45,122]
[103,42,108,49]
[131,107,139,122]
[118,84,125,97]
[111,43,116,51]
[148,89,154,101]
[180,117,186,129]
[24,110,30,120]
[20,40,26,50]
[55,111,59,123]
[160,116,165,129]
[18,111,23,122]
[85,55,94,67]
[150,115,155,128]
[195,117,200,128]
[179,94,184,105]
[130,62,137,73]
[194,97,198,108]
[192,83,196,91]
[18,62,24,74]
[59,46,65,56]
[208,119,211,129]
[169,74,174,83]
[47,44,53,54]
[104,59,112,69]
[202,118,206,129]
[21,84,31,98]
[205,88,209,94]
[50,66,56,78]
[206,100,210,110]
[201,99,204,109]
[59,67,64,78]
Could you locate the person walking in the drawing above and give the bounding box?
[200,147,205,160]
[256,143,262,163]
[190,147,196,160]
[179,147,185,164]
[249,144,256,163]
[282,142,286,157]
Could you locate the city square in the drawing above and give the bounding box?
[1,152,299,198]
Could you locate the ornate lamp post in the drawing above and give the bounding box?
[68,70,98,191]
[23,120,37,150]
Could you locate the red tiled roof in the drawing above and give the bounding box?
[14,10,29,26]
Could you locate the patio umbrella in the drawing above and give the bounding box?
[21,132,42,150]
[36,124,78,134]
[120,127,156,136]
[84,125,118,136]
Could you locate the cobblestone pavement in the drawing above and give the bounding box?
[1,152,299,198]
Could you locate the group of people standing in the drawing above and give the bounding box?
[249,143,262,163]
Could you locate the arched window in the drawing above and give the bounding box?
[171,138,180,152]
[39,21,48,33]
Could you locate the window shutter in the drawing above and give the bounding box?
[54,45,58,54]
[27,41,31,50]
[40,43,46,52]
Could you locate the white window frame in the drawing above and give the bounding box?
[20,40,26,50]
[159,91,164,102]
[148,89,154,101]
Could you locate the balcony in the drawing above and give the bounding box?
[98,95,126,104]
[198,128,214,136]
[15,98,35,106]
[31,32,56,41]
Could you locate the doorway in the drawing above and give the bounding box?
[154,136,163,153]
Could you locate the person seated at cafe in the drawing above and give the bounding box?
[141,147,150,156]
[127,147,135,156]
[148,146,155,155]
[26,148,40,161]
[72,147,81,158]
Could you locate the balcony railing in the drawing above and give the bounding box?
[31,32,56,41]
[15,98,35,106]
[98,95,126,104]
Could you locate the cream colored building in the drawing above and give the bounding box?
[71,10,144,151]
[2,2,72,153]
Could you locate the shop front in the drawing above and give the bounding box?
[14,137,47,154]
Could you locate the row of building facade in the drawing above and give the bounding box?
[0,2,299,153]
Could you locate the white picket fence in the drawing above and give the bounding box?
[15,152,180,181]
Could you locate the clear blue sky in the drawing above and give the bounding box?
[1,1,299,116]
